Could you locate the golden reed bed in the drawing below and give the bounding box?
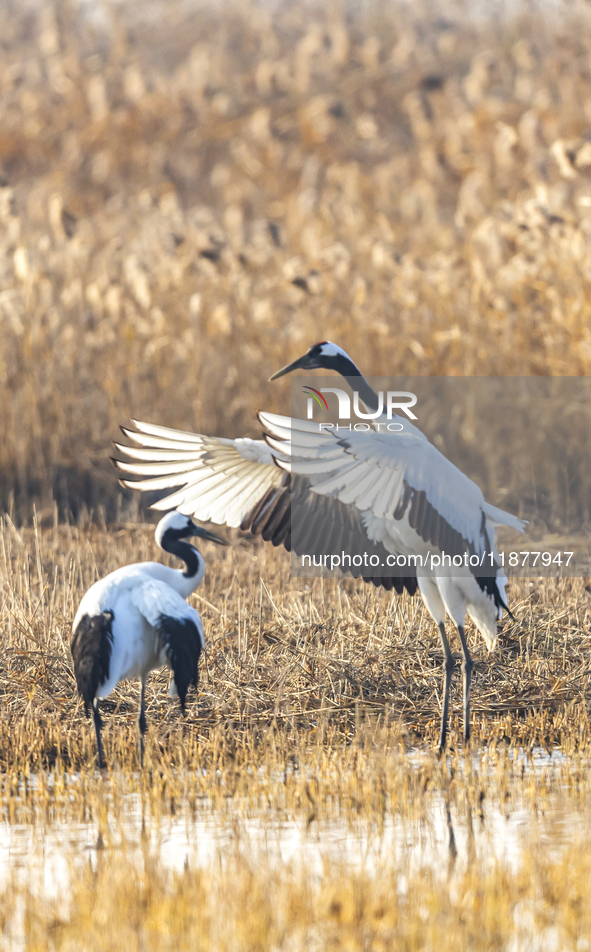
[2,0,591,520]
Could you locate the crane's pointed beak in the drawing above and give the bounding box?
[192,525,230,546]
[269,353,308,381]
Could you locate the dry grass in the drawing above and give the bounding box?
[0,517,590,771]
[0,509,590,949]
[17,841,591,951]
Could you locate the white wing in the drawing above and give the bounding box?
[113,417,420,595]
[114,410,526,561]
[260,411,526,559]
[114,419,286,528]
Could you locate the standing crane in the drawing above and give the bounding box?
[113,342,524,751]
[71,511,228,768]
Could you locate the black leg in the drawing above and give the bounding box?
[456,625,473,744]
[138,679,147,768]
[438,622,455,754]
[92,699,105,770]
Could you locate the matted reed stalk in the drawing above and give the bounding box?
[0,515,589,771]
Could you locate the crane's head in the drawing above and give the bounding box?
[155,511,229,548]
[269,341,359,380]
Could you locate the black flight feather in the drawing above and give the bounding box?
[156,616,203,711]
[71,611,114,713]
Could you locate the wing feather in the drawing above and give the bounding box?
[115,424,283,527]
[113,445,208,462]
[129,419,216,443]
[114,407,522,592]
[259,411,526,561]
[114,458,213,478]
[131,579,204,709]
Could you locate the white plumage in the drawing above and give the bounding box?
[71,511,228,768]
[113,342,525,751]
[115,425,277,526]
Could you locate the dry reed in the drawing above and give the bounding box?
[2,0,591,519]
[0,516,589,769]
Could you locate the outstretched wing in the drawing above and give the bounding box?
[114,420,419,595]
[131,580,204,710]
[114,421,282,527]
[241,470,417,594]
[260,411,526,572]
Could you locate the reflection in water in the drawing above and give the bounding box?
[0,748,588,901]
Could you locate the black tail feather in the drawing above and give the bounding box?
[156,615,203,710]
[476,577,515,621]
[71,612,114,713]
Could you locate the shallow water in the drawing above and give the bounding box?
[0,747,588,951]
[0,747,586,898]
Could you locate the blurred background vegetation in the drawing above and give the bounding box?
[2,0,591,523]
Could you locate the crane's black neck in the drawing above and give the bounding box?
[332,353,380,414]
[162,537,202,580]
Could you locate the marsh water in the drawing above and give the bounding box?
[0,745,589,951]
[0,748,585,893]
